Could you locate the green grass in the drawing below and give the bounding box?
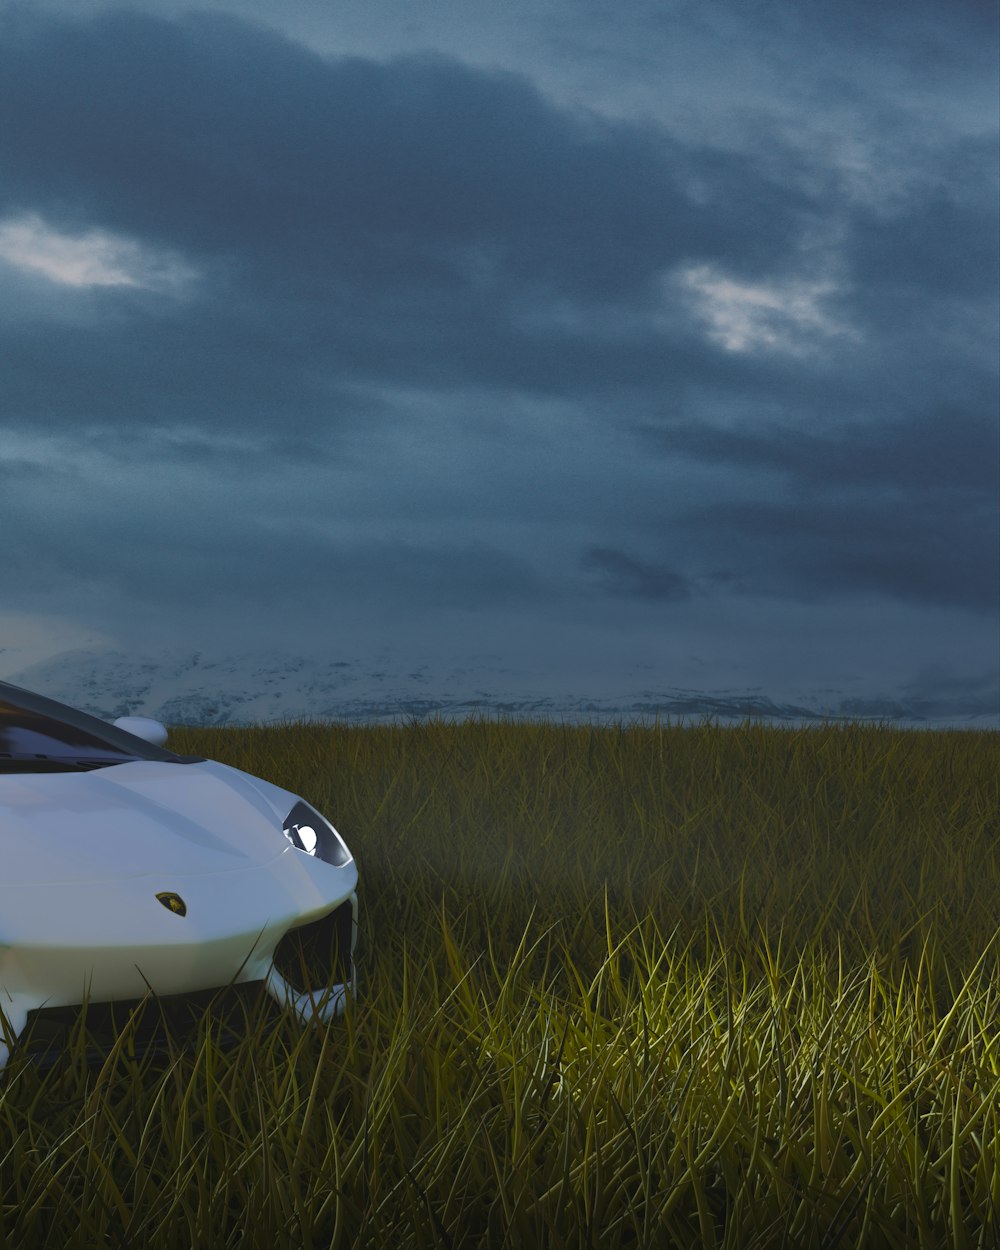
[1,714,998,1248]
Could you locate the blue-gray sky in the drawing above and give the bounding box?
[1,0,997,727]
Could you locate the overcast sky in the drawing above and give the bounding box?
[1,0,997,727]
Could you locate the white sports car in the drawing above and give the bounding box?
[0,679,359,1074]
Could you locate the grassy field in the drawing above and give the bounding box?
[1,715,998,1248]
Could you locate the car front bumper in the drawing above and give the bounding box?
[0,865,359,1072]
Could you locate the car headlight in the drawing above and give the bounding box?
[282,799,353,867]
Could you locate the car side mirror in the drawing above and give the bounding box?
[113,716,169,747]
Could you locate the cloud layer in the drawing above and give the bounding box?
[0,3,996,724]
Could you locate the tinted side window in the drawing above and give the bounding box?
[0,683,185,762]
[0,703,135,759]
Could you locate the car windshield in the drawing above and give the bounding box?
[0,681,191,770]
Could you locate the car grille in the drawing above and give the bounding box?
[271,899,355,995]
[14,982,286,1074]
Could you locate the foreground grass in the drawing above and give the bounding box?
[1,715,998,1248]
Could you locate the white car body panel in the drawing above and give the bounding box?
[0,695,359,1073]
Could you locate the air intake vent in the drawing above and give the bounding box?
[272,900,355,994]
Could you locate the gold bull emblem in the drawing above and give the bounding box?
[155,892,187,916]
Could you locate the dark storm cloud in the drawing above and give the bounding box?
[844,136,999,301]
[0,9,810,294]
[615,406,998,616]
[636,408,999,496]
[1,5,993,423]
[0,293,362,431]
[5,492,543,612]
[0,8,828,422]
[679,491,997,615]
[582,547,697,603]
[582,471,998,615]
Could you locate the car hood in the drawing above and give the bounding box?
[0,758,299,885]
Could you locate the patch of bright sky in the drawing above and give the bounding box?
[0,213,196,291]
[676,264,858,355]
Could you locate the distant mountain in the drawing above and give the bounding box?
[1,646,996,732]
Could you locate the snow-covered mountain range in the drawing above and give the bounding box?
[0,647,995,732]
